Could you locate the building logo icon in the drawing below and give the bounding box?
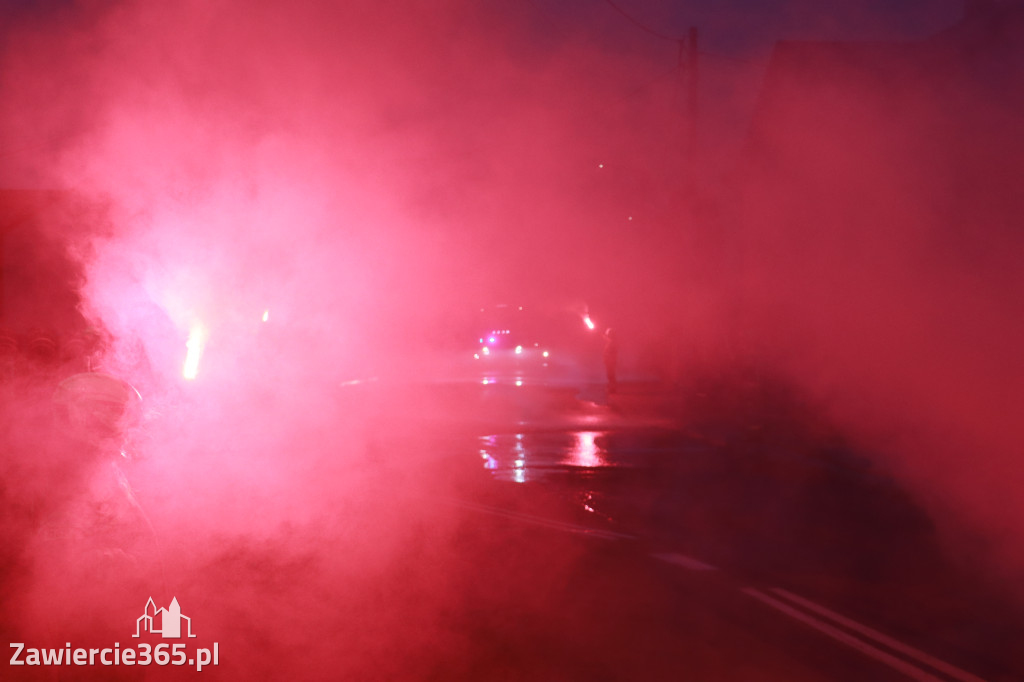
[133,597,197,639]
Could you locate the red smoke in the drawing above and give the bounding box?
[0,0,1022,678]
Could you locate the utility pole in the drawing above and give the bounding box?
[678,27,699,192]
[687,26,698,160]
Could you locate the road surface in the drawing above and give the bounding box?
[3,378,1021,681]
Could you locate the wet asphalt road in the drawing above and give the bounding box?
[375,380,1024,681]
[4,378,1022,681]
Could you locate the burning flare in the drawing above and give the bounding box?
[183,323,207,380]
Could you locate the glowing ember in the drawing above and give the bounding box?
[583,314,596,331]
[183,323,207,380]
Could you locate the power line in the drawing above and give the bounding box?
[550,0,759,65]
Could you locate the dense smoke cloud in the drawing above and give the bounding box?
[0,1,696,677]
[0,0,707,355]
[725,20,1024,582]
[1,0,1022,677]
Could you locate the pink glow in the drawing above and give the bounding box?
[0,0,1021,676]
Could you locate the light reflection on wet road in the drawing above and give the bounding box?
[473,427,714,531]
[478,431,613,483]
[344,380,1024,680]
[431,382,1023,681]
[475,429,711,483]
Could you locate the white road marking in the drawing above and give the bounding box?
[771,588,987,682]
[651,552,717,571]
[445,498,989,681]
[743,588,980,682]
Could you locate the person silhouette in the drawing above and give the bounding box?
[603,327,618,395]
